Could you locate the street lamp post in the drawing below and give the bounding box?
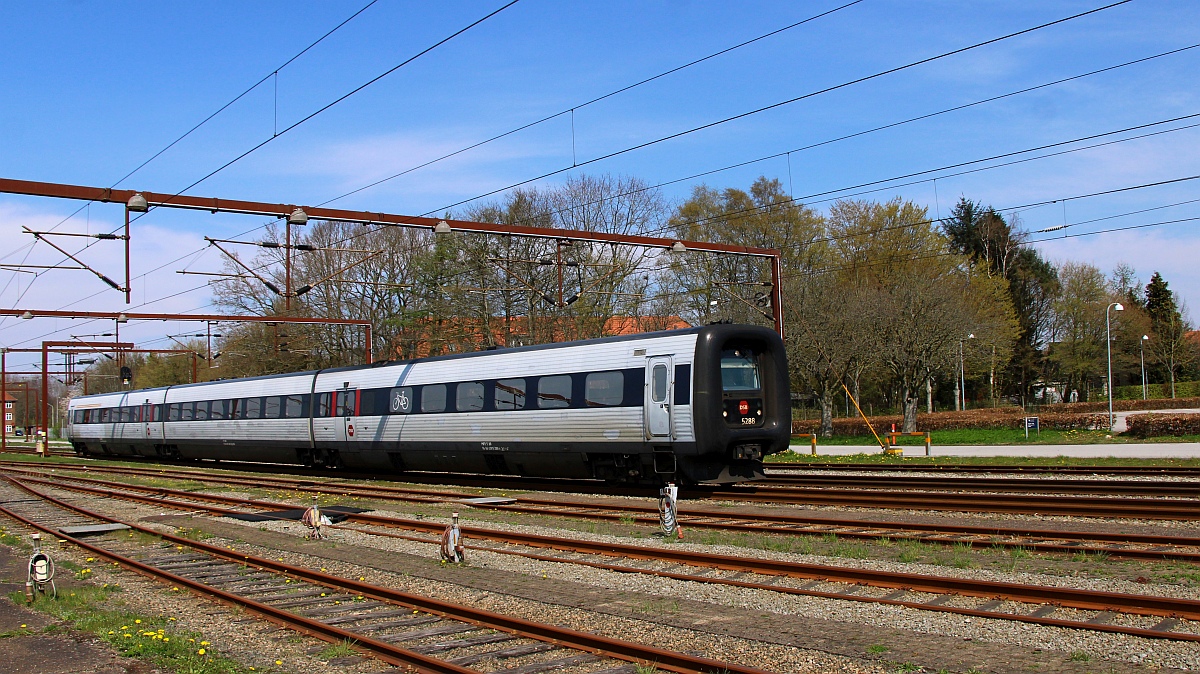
[959,333,975,411]
[1106,302,1124,431]
[1140,334,1149,401]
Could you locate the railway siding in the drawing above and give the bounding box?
[161,513,1167,674]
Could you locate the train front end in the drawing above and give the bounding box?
[682,324,790,484]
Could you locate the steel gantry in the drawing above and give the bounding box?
[0,177,785,337]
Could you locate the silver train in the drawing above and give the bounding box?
[66,324,790,484]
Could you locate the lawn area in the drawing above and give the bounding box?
[789,427,1200,446]
[768,452,1200,467]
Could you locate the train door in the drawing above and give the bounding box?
[142,402,159,444]
[644,356,674,439]
[335,388,358,443]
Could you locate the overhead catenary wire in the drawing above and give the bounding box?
[9,13,1179,325]
[0,0,382,318]
[451,41,1200,238]
[2,0,521,316]
[421,0,1133,216]
[320,0,867,207]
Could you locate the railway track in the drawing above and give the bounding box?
[10,461,1200,563]
[0,475,766,674]
[8,467,1200,645]
[8,456,1200,519]
[754,474,1200,497]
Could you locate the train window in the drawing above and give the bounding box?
[314,393,330,417]
[194,401,210,421]
[210,399,229,421]
[652,364,668,403]
[264,396,282,419]
[537,376,572,408]
[243,397,262,420]
[167,404,181,421]
[153,405,164,422]
[284,395,306,418]
[180,403,195,421]
[334,391,356,417]
[720,348,761,391]
[117,407,129,423]
[228,399,241,419]
[585,372,624,407]
[456,382,485,412]
[421,384,446,413]
[494,379,525,411]
[102,408,113,423]
[389,387,413,414]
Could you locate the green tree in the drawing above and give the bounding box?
[1143,272,1195,397]
[829,198,1016,430]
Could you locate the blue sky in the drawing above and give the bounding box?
[1,0,1198,368]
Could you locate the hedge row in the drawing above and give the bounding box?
[791,409,1109,435]
[1044,397,1200,414]
[1125,414,1200,438]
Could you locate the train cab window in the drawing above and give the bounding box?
[720,348,761,391]
[421,385,446,413]
[243,397,262,420]
[389,387,413,414]
[210,400,229,421]
[284,395,306,418]
[537,376,572,409]
[494,379,525,411]
[585,372,624,407]
[263,396,282,419]
[456,382,485,412]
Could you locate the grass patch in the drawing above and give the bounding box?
[866,644,889,654]
[1068,650,1091,662]
[317,639,359,660]
[780,427,1200,448]
[7,586,252,673]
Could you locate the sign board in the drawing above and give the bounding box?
[1024,416,1040,438]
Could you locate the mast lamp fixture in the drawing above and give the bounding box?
[288,208,308,225]
[126,193,149,212]
[20,311,33,319]
[433,221,452,235]
[115,314,129,324]
[671,241,686,253]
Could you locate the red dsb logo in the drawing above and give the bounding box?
[738,400,749,415]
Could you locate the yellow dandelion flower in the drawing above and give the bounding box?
[86,557,94,562]
[163,638,169,642]
[275,660,282,666]
[198,648,206,655]
[20,624,26,628]
[200,641,209,646]
[134,619,141,624]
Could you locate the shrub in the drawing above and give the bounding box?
[791,408,1107,434]
[1126,413,1200,438]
